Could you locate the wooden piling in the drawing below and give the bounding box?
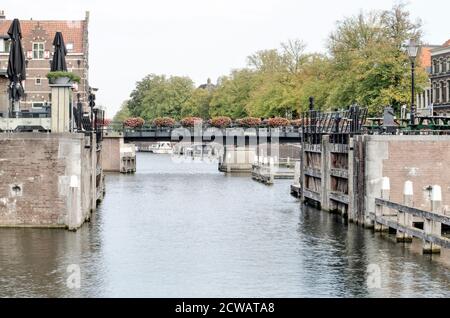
[423,185,442,254]
[375,177,390,232]
[397,181,413,243]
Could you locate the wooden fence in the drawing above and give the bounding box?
[371,178,450,254]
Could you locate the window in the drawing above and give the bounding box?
[434,83,440,104]
[433,61,439,74]
[33,42,45,59]
[447,80,450,103]
[0,39,10,53]
[442,82,447,103]
[35,78,42,85]
[32,102,44,109]
[66,43,74,51]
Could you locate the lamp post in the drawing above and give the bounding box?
[407,39,419,127]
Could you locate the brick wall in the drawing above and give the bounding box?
[0,133,95,229]
[364,135,450,223]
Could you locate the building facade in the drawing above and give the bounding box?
[416,45,440,115]
[0,10,89,117]
[430,41,450,115]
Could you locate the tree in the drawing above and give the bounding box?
[113,101,131,122]
[116,4,427,120]
[210,69,256,119]
[326,4,426,115]
[281,39,308,75]
[182,87,212,119]
[127,74,194,121]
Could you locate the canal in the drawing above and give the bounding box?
[0,153,450,297]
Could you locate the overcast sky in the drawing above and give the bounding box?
[2,0,449,117]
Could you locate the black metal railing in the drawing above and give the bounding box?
[105,122,303,132]
[0,109,51,119]
[302,106,368,145]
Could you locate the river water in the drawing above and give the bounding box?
[0,153,449,298]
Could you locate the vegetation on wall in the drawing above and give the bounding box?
[46,71,81,83]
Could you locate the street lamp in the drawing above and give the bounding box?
[407,39,419,126]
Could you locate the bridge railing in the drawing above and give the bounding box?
[105,123,303,133]
[106,125,304,141]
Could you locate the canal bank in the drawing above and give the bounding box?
[0,153,449,297]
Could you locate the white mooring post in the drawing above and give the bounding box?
[423,185,442,254]
[397,181,414,243]
[375,177,390,232]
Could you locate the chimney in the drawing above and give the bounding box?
[0,10,5,20]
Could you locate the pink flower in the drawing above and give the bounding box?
[181,117,203,127]
[267,117,291,128]
[124,117,145,128]
[153,117,176,128]
[210,116,232,128]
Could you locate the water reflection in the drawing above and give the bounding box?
[0,153,449,297]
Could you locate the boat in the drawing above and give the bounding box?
[149,142,173,154]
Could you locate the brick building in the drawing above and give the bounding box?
[416,45,440,115]
[0,10,89,116]
[430,40,450,114]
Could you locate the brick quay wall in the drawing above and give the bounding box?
[0,133,97,230]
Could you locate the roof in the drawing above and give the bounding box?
[0,19,87,53]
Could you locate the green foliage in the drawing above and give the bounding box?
[182,88,212,119]
[209,69,256,119]
[113,101,131,123]
[46,71,81,83]
[326,3,426,115]
[115,4,427,120]
[127,74,194,121]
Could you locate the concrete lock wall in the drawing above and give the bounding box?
[0,133,96,230]
[102,133,136,173]
[362,135,450,226]
[102,136,121,172]
[219,146,256,172]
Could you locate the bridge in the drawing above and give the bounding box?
[117,126,303,144]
